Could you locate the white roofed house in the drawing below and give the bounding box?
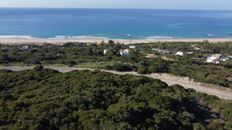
[120,49,130,56]
[220,55,230,62]
[206,54,230,64]
[187,52,194,55]
[206,54,221,64]
[20,45,30,51]
[152,48,170,54]
[175,51,184,56]
[129,45,136,49]
[103,49,108,55]
[191,44,201,51]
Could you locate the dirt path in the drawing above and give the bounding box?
[1,66,232,100]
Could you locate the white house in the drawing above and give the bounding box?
[191,44,201,51]
[206,54,221,64]
[129,45,136,49]
[20,45,30,50]
[103,49,107,55]
[120,49,130,56]
[152,48,170,54]
[220,55,230,62]
[206,54,230,64]
[187,52,194,54]
[175,51,184,56]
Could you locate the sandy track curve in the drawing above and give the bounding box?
[0,66,232,100]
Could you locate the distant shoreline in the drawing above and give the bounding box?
[1,37,232,45]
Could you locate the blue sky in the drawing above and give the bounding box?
[0,0,232,10]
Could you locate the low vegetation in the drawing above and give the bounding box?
[1,42,232,88]
[0,67,232,130]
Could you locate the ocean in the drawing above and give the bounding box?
[0,8,232,39]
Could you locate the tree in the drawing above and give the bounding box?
[149,59,170,73]
[34,65,44,71]
[137,66,149,74]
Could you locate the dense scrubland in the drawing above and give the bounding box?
[0,67,232,130]
[1,42,232,88]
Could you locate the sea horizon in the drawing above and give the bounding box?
[0,8,232,39]
[1,7,232,11]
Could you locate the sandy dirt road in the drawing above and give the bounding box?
[1,66,232,100]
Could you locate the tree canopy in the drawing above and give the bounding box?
[0,67,232,130]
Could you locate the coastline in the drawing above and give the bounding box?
[1,37,232,45]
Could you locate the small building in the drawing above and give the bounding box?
[187,52,194,55]
[206,54,230,64]
[206,54,221,64]
[103,49,108,55]
[120,49,130,56]
[152,48,170,54]
[20,45,30,50]
[175,51,184,56]
[220,55,230,62]
[129,45,136,49]
[191,44,201,51]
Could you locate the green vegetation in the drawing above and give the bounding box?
[0,43,142,66]
[0,66,232,130]
[105,63,136,71]
[106,58,232,88]
[1,42,232,88]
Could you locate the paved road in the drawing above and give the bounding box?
[1,66,232,100]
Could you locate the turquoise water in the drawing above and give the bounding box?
[0,8,232,39]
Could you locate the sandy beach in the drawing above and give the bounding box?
[0,37,232,45]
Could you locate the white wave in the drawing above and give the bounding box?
[48,35,66,39]
[146,36,174,39]
[48,35,108,40]
[207,34,214,37]
[0,35,33,39]
[167,23,184,28]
